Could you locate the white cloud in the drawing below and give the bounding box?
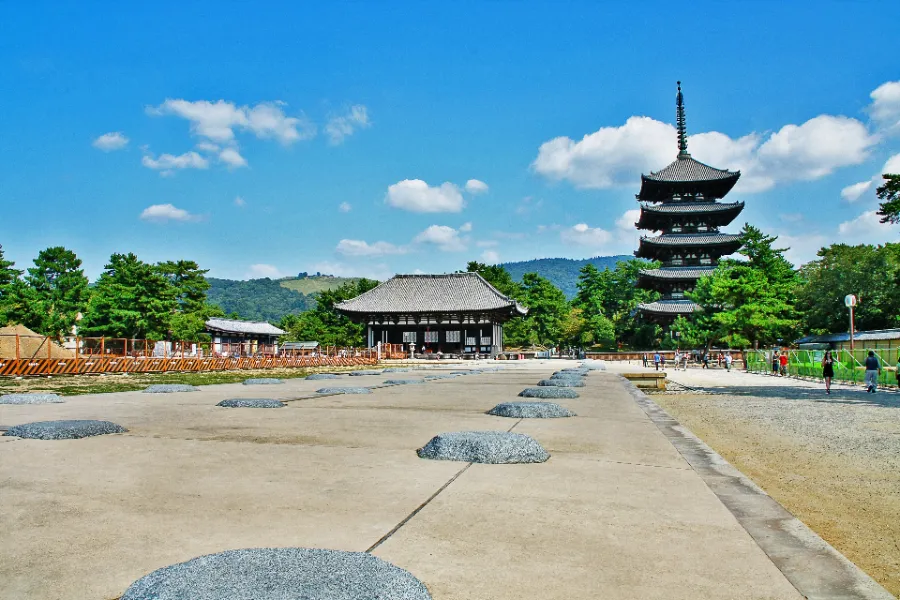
[413,225,467,252]
[533,113,876,193]
[868,80,900,133]
[196,141,220,153]
[481,250,500,263]
[476,240,499,248]
[141,150,209,174]
[465,179,489,194]
[219,147,248,168]
[385,179,465,213]
[561,223,613,248]
[310,261,393,281]
[149,99,315,144]
[338,202,352,213]
[139,203,200,223]
[779,213,804,223]
[335,239,407,257]
[247,264,282,279]
[93,132,129,151]
[234,196,246,207]
[840,152,900,203]
[770,231,830,267]
[515,196,544,216]
[837,210,899,245]
[459,222,473,232]
[841,181,873,202]
[615,209,642,231]
[755,115,876,181]
[325,105,370,145]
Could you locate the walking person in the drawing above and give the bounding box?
[864,350,881,393]
[682,352,689,371]
[724,352,732,372]
[779,352,789,376]
[822,350,835,395]
[642,352,648,368]
[772,351,780,376]
[653,351,661,371]
[702,352,710,369]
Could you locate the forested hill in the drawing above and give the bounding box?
[501,255,633,298]
[206,278,313,322]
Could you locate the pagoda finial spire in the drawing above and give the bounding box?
[676,81,689,157]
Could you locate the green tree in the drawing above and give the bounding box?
[0,244,24,326]
[876,173,900,224]
[21,246,90,339]
[518,272,569,346]
[80,253,177,339]
[797,243,900,333]
[280,278,380,346]
[688,225,800,349]
[465,261,524,298]
[156,260,222,340]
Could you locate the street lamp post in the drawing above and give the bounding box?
[844,294,857,351]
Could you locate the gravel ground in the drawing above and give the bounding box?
[383,379,426,385]
[518,387,580,399]
[537,379,584,387]
[305,373,342,380]
[216,398,285,408]
[4,420,127,440]
[349,370,382,376]
[242,378,284,385]
[315,387,372,395]
[417,431,550,464]
[0,393,64,404]
[120,547,432,600]
[143,384,198,393]
[487,402,575,418]
[647,366,900,596]
[381,368,410,373]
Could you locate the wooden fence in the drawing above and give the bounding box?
[0,334,376,377]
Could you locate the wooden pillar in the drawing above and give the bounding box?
[101,336,105,356]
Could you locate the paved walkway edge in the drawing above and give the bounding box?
[621,377,895,600]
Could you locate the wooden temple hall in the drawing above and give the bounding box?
[335,273,527,357]
[634,82,744,322]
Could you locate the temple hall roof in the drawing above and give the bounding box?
[205,318,285,336]
[335,273,528,316]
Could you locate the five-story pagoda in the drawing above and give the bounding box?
[634,82,744,322]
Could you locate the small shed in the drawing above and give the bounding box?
[280,341,320,356]
[204,318,285,357]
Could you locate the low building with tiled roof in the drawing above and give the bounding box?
[336,273,527,356]
[204,317,285,357]
[633,82,746,322]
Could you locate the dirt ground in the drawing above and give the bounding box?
[653,392,900,597]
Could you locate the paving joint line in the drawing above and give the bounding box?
[366,418,524,554]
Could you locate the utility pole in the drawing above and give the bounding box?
[845,294,857,351]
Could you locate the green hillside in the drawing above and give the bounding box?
[500,255,633,298]
[279,276,359,295]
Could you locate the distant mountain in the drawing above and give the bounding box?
[501,255,633,298]
[206,260,631,322]
[206,277,312,322]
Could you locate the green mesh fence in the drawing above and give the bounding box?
[747,348,899,388]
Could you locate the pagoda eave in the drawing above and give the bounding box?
[638,174,740,202]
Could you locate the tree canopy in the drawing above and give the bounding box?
[876,173,900,225]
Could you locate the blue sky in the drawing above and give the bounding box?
[2,1,899,281]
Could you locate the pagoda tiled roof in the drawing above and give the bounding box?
[637,300,699,315]
[640,233,742,247]
[335,273,528,316]
[644,155,739,184]
[640,201,744,214]
[639,267,716,280]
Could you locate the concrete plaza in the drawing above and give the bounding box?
[0,362,891,599]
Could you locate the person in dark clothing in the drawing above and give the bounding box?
[864,350,881,393]
[772,352,780,376]
[821,350,835,394]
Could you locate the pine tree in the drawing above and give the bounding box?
[23,246,90,339]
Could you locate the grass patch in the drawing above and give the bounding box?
[0,367,368,397]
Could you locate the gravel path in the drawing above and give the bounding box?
[0,393,64,404]
[217,398,285,408]
[487,402,575,418]
[518,387,579,399]
[242,378,284,385]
